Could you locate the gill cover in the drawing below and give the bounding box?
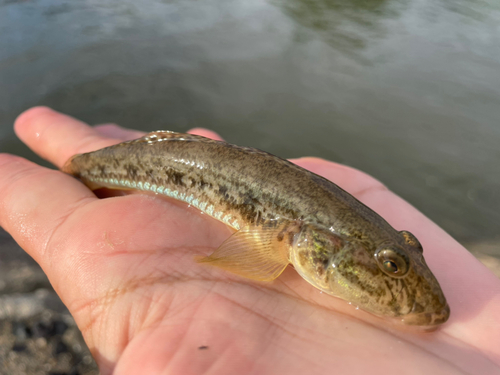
[289,224,449,325]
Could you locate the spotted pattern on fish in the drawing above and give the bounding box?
[62,130,449,326]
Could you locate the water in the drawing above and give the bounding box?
[1,0,499,252]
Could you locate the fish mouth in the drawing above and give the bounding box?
[400,303,450,327]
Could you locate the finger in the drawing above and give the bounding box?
[14,107,124,169]
[94,123,145,141]
[291,156,410,230]
[292,157,439,242]
[188,127,224,141]
[292,156,445,244]
[94,125,225,142]
[0,153,95,266]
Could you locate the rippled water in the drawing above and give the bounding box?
[1,0,499,253]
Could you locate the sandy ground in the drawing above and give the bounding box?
[0,229,98,375]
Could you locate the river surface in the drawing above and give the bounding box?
[1,0,499,255]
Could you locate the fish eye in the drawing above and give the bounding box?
[383,260,398,273]
[375,247,410,278]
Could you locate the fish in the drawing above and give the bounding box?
[62,130,449,327]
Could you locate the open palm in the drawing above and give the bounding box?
[1,107,499,375]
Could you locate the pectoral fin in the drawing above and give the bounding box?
[196,224,292,281]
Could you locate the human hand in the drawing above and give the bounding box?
[1,107,499,375]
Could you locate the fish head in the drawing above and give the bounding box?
[289,225,449,327]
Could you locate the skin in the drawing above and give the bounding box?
[63,129,448,325]
[0,106,499,375]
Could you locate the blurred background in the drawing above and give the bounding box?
[0,0,499,373]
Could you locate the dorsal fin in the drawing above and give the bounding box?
[126,131,212,146]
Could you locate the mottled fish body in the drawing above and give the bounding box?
[62,131,449,326]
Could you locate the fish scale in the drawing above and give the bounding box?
[62,130,449,327]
